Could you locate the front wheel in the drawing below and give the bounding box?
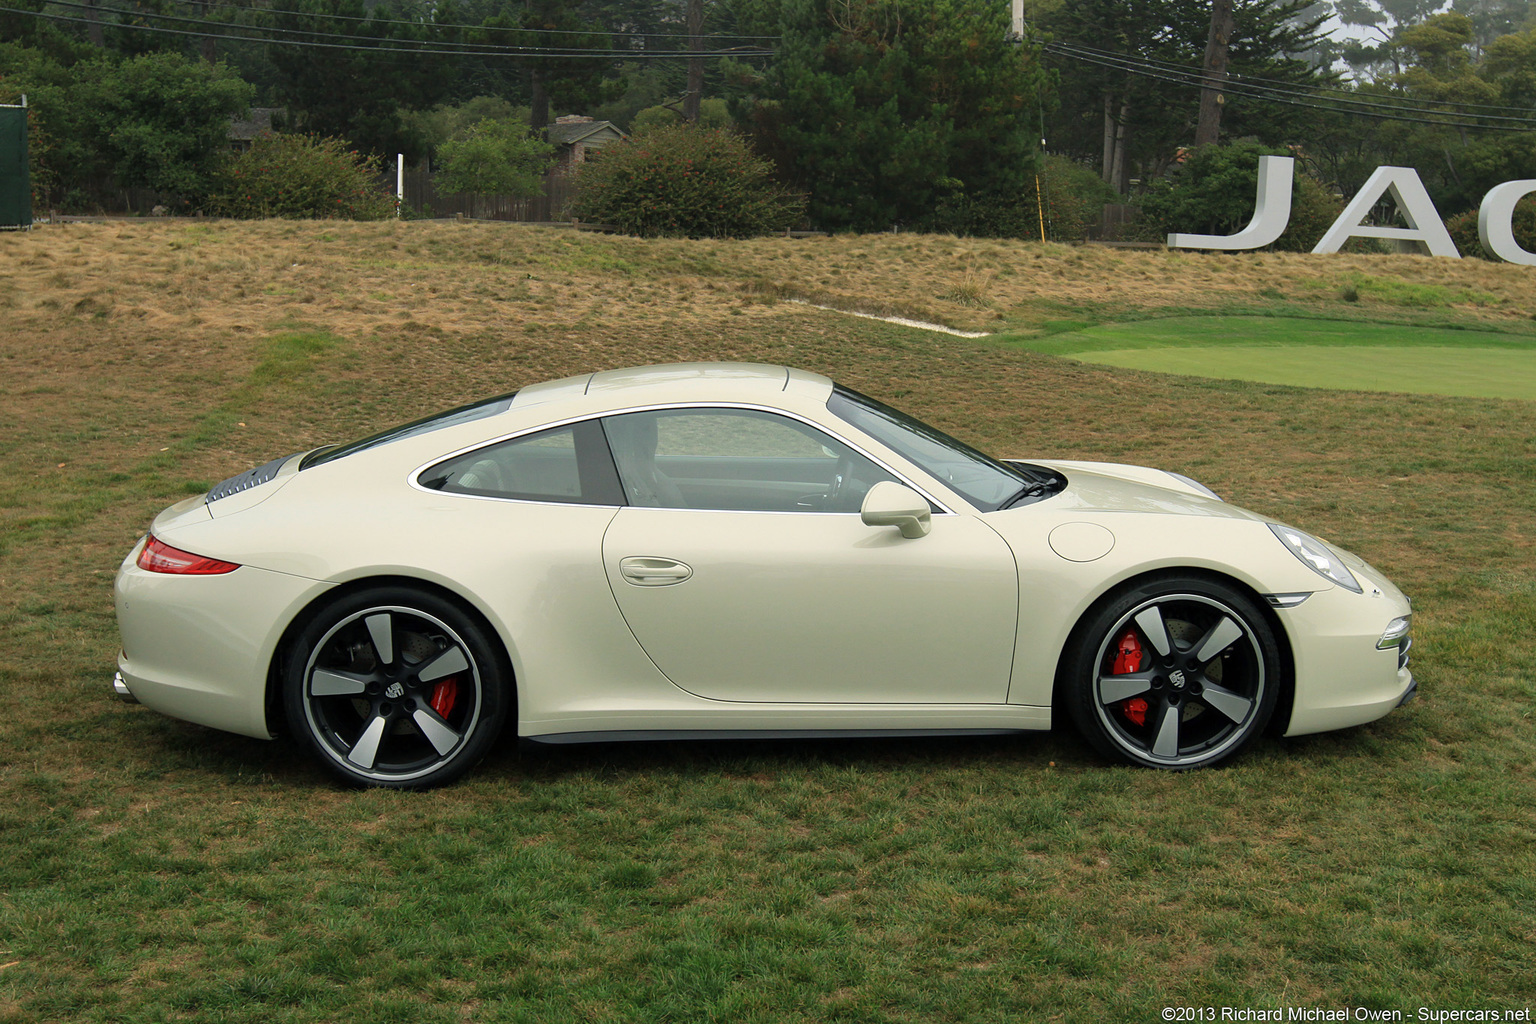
[1065,577,1280,769]
[283,587,509,789]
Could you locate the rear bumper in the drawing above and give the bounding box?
[114,543,331,740]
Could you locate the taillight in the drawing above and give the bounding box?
[137,536,241,575]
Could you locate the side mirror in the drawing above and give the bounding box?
[861,481,932,539]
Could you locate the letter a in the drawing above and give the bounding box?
[1312,166,1460,258]
[1167,156,1294,250]
[1477,179,1536,266]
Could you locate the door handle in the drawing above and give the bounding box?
[619,556,693,586]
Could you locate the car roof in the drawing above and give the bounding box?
[510,362,834,411]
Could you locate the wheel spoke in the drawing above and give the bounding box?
[1151,701,1181,758]
[364,613,394,665]
[417,646,469,684]
[1200,682,1254,723]
[412,707,463,756]
[1098,670,1156,704]
[1133,606,1173,657]
[310,669,368,697]
[346,715,388,769]
[1194,616,1245,665]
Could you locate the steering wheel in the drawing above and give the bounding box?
[824,453,856,511]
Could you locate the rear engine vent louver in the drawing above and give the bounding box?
[206,453,299,503]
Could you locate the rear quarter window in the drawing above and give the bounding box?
[418,420,624,506]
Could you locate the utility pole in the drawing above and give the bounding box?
[197,0,217,61]
[84,0,104,46]
[1194,0,1234,147]
[683,0,703,122]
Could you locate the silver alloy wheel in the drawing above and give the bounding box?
[1070,580,1279,769]
[285,589,506,788]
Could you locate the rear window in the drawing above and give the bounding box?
[300,392,517,470]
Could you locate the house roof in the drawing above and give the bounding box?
[547,119,628,147]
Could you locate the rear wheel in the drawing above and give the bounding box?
[1066,577,1279,769]
[283,587,508,789]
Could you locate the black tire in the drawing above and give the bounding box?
[283,587,509,789]
[1065,576,1280,769]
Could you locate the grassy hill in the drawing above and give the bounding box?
[1,222,1532,1022]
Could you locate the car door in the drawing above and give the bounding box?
[599,407,1018,705]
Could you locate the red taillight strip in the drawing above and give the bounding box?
[137,536,241,575]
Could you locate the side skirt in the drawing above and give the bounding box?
[525,728,1031,745]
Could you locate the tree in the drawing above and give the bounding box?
[1451,0,1533,51]
[80,52,254,197]
[434,116,555,196]
[1040,0,1334,190]
[267,0,458,160]
[741,0,1050,232]
[0,43,252,205]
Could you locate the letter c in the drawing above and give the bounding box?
[1478,179,1536,266]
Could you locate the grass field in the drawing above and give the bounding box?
[1,222,1533,1023]
[1002,316,1536,400]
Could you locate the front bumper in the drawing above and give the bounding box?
[1278,563,1416,737]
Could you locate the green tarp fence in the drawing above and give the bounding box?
[1,104,32,230]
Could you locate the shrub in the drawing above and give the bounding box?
[572,124,805,238]
[434,117,553,198]
[1445,196,1536,261]
[924,157,1121,241]
[209,133,396,220]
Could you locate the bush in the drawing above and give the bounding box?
[209,133,396,220]
[434,117,553,198]
[572,124,805,238]
[1445,196,1536,261]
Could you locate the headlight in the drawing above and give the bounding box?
[1268,523,1363,593]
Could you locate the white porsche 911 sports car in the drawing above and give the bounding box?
[113,362,1415,788]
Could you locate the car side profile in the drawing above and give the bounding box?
[113,363,1415,788]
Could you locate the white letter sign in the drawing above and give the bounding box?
[1167,156,1294,250]
[1477,179,1536,266]
[1311,166,1460,258]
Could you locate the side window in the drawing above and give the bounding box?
[602,408,897,512]
[420,420,624,505]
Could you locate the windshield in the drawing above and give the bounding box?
[300,392,518,470]
[827,386,1046,511]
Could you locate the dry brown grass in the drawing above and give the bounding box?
[4,221,1532,350]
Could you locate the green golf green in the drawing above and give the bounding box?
[1011,317,1536,400]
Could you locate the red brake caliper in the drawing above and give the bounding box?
[1112,630,1149,727]
[429,677,458,717]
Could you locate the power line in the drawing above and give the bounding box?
[184,0,780,40]
[1045,42,1536,131]
[35,0,767,54]
[2,5,775,58]
[1054,38,1536,117]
